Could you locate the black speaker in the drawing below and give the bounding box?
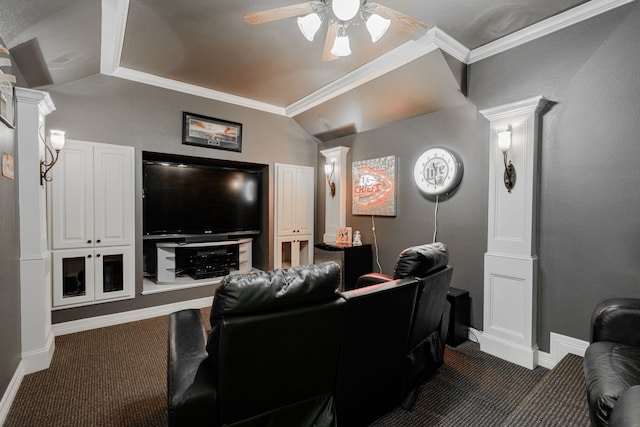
[447,287,470,347]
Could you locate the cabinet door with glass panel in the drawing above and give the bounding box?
[52,246,133,308]
[275,235,313,269]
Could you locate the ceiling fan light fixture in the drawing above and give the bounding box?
[365,13,391,43]
[331,29,352,57]
[297,13,322,41]
[331,0,360,21]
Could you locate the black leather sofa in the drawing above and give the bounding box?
[583,298,640,427]
[168,243,452,427]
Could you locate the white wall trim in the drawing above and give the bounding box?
[286,27,468,117]
[469,0,636,63]
[52,296,213,336]
[0,361,24,426]
[21,330,55,375]
[480,329,539,369]
[472,328,589,370]
[100,0,129,74]
[542,332,589,369]
[111,67,287,116]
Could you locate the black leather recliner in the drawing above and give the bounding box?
[583,298,640,427]
[335,277,421,427]
[168,262,346,427]
[168,245,453,427]
[345,242,453,416]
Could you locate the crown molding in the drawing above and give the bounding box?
[286,27,468,117]
[479,95,548,121]
[100,0,129,75]
[286,30,437,116]
[112,67,287,115]
[469,0,636,63]
[432,27,470,63]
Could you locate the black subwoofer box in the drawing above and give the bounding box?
[446,287,470,347]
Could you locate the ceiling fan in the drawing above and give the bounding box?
[244,0,429,61]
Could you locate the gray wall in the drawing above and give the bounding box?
[468,1,640,349]
[47,74,318,323]
[0,105,21,398]
[317,1,640,351]
[317,102,488,329]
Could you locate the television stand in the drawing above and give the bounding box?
[155,238,252,284]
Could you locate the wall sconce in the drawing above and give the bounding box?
[324,162,336,198]
[40,129,66,185]
[498,128,516,193]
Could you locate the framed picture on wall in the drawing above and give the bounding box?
[352,155,397,216]
[0,82,15,129]
[182,112,242,152]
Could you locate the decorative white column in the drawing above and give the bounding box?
[15,87,56,373]
[479,95,548,369]
[320,146,349,244]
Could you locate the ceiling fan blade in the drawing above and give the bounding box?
[244,2,315,25]
[370,3,429,39]
[322,22,339,61]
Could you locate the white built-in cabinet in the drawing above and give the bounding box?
[49,139,135,309]
[274,163,314,269]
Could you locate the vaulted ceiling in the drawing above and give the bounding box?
[0,0,629,139]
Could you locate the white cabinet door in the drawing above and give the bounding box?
[275,164,314,236]
[50,141,94,249]
[275,235,313,269]
[94,246,134,301]
[50,140,135,309]
[94,144,134,247]
[53,246,134,308]
[276,164,298,236]
[50,141,134,249]
[294,166,314,235]
[52,248,96,307]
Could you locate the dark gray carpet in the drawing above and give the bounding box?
[5,311,590,426]
[503,354,590,426]
[372,342,589,426]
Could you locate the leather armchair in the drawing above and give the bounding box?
[583,298,640,427]
[610,385,640,427]
[350,242,453,411]
[168,248,454,427]
[168,262,346,427]
[335,277,421,427]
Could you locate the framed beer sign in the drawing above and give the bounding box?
[352,155,397,216]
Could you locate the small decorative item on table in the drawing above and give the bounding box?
[336,227,352,247]
[352,230,362,246]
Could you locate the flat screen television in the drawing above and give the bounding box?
[143,154,263,239]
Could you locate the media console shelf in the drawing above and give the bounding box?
[155,238,253,284]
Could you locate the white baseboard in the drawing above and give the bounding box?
[52,296,213,336]
[0,360,24,425]
[550,332,588,364]
[471,328,589,370]
[21,329,55,375]
[479,331,539,369]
